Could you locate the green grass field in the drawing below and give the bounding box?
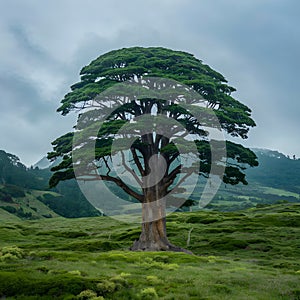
[1,203,300,299]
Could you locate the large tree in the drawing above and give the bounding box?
[48,47,258,252]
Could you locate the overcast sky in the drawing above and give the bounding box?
[0,0,299,166]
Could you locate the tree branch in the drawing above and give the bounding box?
[120,150,143,186]
[131,147,145,176]
[101,174,143,202]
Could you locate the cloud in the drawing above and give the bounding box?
[0,0,299,165]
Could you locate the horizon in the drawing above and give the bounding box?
[1,145,298,168]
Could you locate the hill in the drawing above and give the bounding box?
[1,148,300,220]
[0,150,100,219]
[188,148,300,211]
[247,148,300,194]
[0,203,299,299]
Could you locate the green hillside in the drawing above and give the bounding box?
[0,203,300,299]
[1,148,300,220]
[0,187,59,219]
[187,149,300,212]
[0,150,100,219]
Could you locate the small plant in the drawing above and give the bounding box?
[140,258,179,271]
[120,272,131,278]
[96,280,116,294]
[146,275,161,285]
[68,270,82,276]
[111,274,128,287]
[208,256,217,263]
[0,253,18,261]
[0,246,25,261]
[163,263,179,271]
[77,289,97,300]
[140,287,158,299]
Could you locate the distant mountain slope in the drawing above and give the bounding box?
[0,150,100,219]
[32,156,52,169]
[192,148,300,211]
[1,148,299,219]
[246,148,300,194]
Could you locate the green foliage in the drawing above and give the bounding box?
[246,149,300,194]
[49,47,258,200]
[96,280,117,294]
[0,205,17,214]
[140,287,159,299]
[0,184,25,197]
[0,204,300,299]
[0,150,49,190]
[0,272,96,299]
[0,246,25,261]
[76,289,97,300]
[0,149,100,218]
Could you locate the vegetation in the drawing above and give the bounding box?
[246,149,300,194]
[1,148,299,219]
[48,47,258,251]
[0,150,99,218]
[0,203,300,299]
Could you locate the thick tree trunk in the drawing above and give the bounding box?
[130,189,192,254]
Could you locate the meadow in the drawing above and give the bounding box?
[0,203,300,299]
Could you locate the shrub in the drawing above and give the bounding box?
[146,275,161,285]
[77,289,97,300]
[68,270,82,276]
[42,213,53,218]
[1,184,25,198]
[0,192,14,203]
[140,258,179,271]
[96,280,116,294]
[140,287,158,299]
[111,274,128,287]
[0,246,25,260]
[0,272,93,297]
[0,206,17,214]
[0,253,19,261]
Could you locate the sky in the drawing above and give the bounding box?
[0,0,299,166]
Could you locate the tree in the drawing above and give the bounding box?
[48,47,258,252]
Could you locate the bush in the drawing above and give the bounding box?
[76,289,97,300]
[146,275,161,285]
[0,206,17,214]
[140,258,179,271]
[16,207,33,219]
[0,272,96,298]
[96,280,116,294]
[140,287,158,299]
[0,191,14,203]
[0,246,25,261]
[1,184,25,198]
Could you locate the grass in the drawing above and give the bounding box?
[0,203,300,299]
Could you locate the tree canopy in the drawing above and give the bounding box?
[48,47,258,252]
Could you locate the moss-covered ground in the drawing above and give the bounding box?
[0,203,300,299]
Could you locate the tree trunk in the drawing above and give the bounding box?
[130,189,192,254]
